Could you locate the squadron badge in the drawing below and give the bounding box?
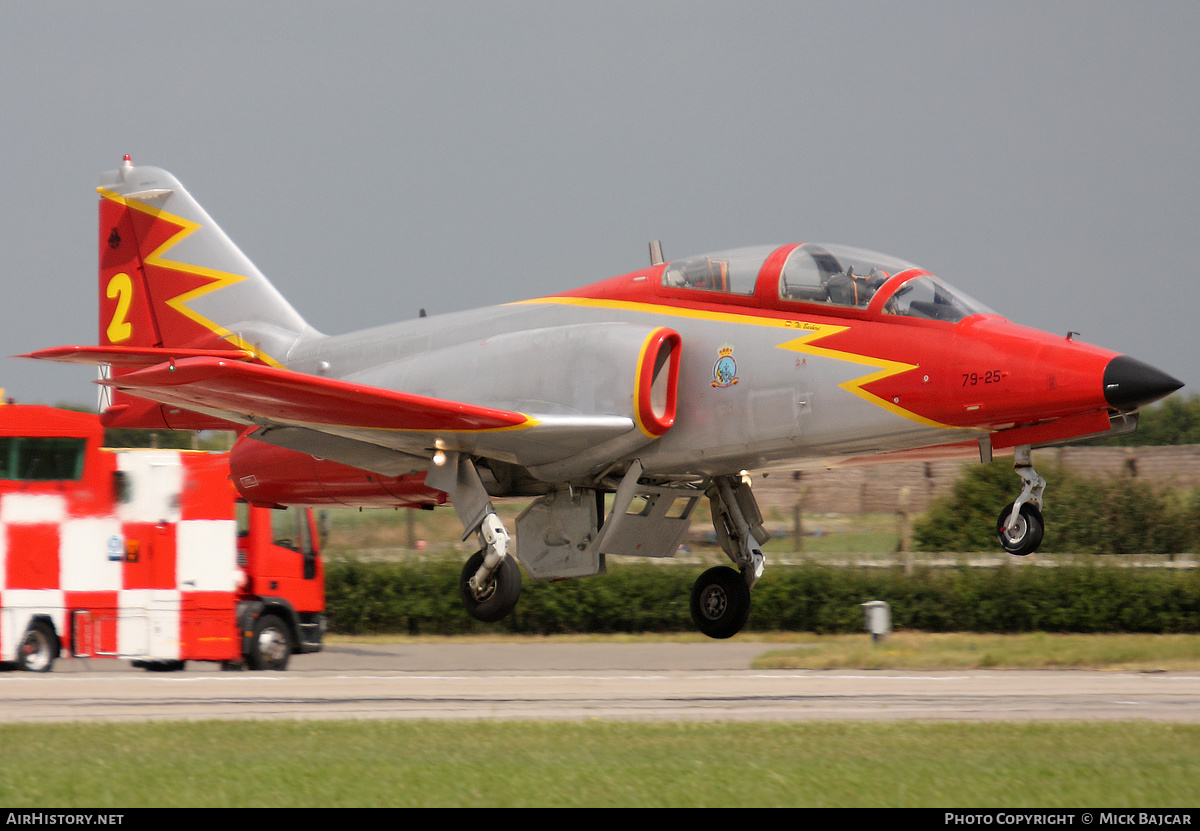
[711,344,739,388]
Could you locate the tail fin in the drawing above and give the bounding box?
[98,157,320,365]
[97,157,321,430]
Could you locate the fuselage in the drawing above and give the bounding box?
[277,242,1135,485]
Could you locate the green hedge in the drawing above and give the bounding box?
[325,560,1200,635]
[913,460,1199,555]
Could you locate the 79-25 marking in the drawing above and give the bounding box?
[962,370,1005,386]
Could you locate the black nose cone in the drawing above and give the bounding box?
[1104,356,1184,411]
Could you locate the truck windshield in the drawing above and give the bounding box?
[271,506,315,557]
[0,437,86,481]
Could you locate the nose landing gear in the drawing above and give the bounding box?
[997,445,1046,556]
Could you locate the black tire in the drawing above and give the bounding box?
[996,502,1044,556]
[689,566,752,639]
[246,614,291,671]
[17,621,57,673]
[459,550,522,623]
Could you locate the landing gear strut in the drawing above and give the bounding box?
[997,445,1046,556]
[691,475,767,639]
[429,452,523,623]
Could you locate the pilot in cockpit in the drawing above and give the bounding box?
[824,267,888,307]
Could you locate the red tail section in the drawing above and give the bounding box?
[98,184,242,430]
[90,159,318,430]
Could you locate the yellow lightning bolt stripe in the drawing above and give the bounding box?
[97,187,284,368]
[774,328,953,428]
[519,296,955,429]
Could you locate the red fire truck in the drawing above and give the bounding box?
[0,403,324,672]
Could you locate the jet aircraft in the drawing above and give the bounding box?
[27,158,1184,638]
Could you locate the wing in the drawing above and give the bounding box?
[96,357,635,474]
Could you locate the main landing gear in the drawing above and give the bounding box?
[997,444,1046,556]
[690,566,752,639]
[459,516,523,623]
[690,475,767,639]
[429,452,524,624]
[430,453,767,639]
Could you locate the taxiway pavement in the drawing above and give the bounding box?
[1,642,1197,723]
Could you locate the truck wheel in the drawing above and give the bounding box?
[247,614,291,671]
[17,621,57,673]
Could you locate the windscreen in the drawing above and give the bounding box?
[882,275,995,322]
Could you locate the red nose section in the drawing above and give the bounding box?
[890,318,1172,431]
[942,320,1119,428]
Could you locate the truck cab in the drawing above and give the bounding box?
[235,501,325,670]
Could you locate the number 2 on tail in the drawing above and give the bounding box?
[106,273,133,343]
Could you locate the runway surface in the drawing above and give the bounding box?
[2,642,1198,723]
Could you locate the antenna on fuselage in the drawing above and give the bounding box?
[649,240,664,266]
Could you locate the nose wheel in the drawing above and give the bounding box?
[996,501,1044,556]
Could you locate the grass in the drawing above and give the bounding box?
[1,720,1197,807]
[765,511,903,554]
[753,632,1200,671]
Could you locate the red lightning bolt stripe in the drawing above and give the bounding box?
[97,187,285,368]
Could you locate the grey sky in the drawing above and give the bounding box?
[2,1,1196,407]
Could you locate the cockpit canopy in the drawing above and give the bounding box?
[660,242,994,323]
[661,245,774,296]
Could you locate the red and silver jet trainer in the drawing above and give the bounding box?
[28,158,1183,638]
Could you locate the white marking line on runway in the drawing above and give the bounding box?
[1,672,1196,685]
